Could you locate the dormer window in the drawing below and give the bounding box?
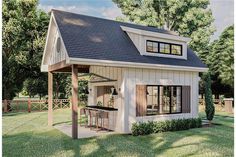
[146,40,182,56]
[147,41,158,53]
[160,42,170,54]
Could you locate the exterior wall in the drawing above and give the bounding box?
[88,65,125,133]
[48,28,68,65]
[127,32,187,60]
[123,67,200,133]
[42,15,68,67]
[88,66,200,133]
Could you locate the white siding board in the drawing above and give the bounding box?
[89,66,199,133]
[88,65,125,133]
[124,68,200,133]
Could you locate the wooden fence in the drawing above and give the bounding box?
[2,98,233,113]
[2,99,70,113]
[199,98,234,113]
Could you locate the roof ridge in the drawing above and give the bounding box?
[51,9,177,35]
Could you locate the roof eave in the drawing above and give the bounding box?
[68,57,208,72]
[120,26,191,42]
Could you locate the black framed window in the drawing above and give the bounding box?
[159,43,170,54]
[146,40,182,56]
[171,44,182,55]
[146,41,158,53]
[147,86,159,115]
[146,85,182,115]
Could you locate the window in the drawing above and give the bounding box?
[160,43,170,54]
[146,85,182,115]
[171,45,182,55]
[146,41,158,53]
[146,40,182,56]
[147,86,159,115]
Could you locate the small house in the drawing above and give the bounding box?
[41,10,207,138]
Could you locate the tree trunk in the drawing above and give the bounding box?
[209,120,212,126]
[55,81,59,99]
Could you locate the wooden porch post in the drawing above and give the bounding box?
[72,65,78,139]
[48,72,53,126]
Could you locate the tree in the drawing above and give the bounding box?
[65,77,88,104]
[207,26,234,91]
[203,72,214,125]
[113,0,215,60]
[3,0,49,99]
[22,74,48,99]
[53,73,69,99]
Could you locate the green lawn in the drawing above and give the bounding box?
[3,109,234,157]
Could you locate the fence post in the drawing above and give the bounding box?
[60,100,62,109]
[70,98,72,109]
[28,99,31,113]
[4,99,8,113]
[224,98,234,113]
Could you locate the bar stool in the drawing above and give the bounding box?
[89,110,98,130]
[84,108,90,127]
[79,108,86,127]
[98,111,109,131]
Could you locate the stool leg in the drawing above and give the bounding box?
[96,117,98,132]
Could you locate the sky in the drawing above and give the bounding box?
[38,0,234,41]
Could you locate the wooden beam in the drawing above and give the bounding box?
[48,60,71,72]
[72,64,78,139]
[48,72,53,126]
[53,66,90,73]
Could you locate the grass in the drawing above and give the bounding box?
[3,109,234,157]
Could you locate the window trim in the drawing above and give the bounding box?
[146,40,183,56]
[146,85,182,115]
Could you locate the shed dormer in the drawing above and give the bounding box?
[121,26,191,60]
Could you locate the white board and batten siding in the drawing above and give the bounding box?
[88,65,200,133]
[126,32,188,60]
[88,65,126,133]
[49,29,68,65]
[42,16,69,67]
[123,67,199,133]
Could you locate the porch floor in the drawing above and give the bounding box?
[54,124,115,139]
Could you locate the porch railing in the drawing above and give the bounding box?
[2,99,70,113]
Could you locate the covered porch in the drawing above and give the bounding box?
[48,61,120,139]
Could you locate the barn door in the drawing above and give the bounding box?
[136,85,147,116]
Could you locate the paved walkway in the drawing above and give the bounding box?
[54,124,114,139]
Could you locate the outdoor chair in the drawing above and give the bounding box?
[79,108,88,127]
[89,110,98,130]
[97,111,109,131]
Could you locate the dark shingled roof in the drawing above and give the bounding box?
[52,9,207,68]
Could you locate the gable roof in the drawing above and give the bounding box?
[51,9,207,70]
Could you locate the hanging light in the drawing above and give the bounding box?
[84,88,89,94]
[111,87,118,95]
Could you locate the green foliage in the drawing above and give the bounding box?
[53,73,69,99]
[65,77,88,103]
[207,26,234,88]
[22,75,47,98]
[3,0,49,99]
[131,118,202,136]
[203,72,215,121]
[113,0,215,58]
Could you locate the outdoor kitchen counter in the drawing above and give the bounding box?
[85,106,118,131]
[85,105,118,111]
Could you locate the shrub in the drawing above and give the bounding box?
[131,117,202,136]
[203,72,215,124]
